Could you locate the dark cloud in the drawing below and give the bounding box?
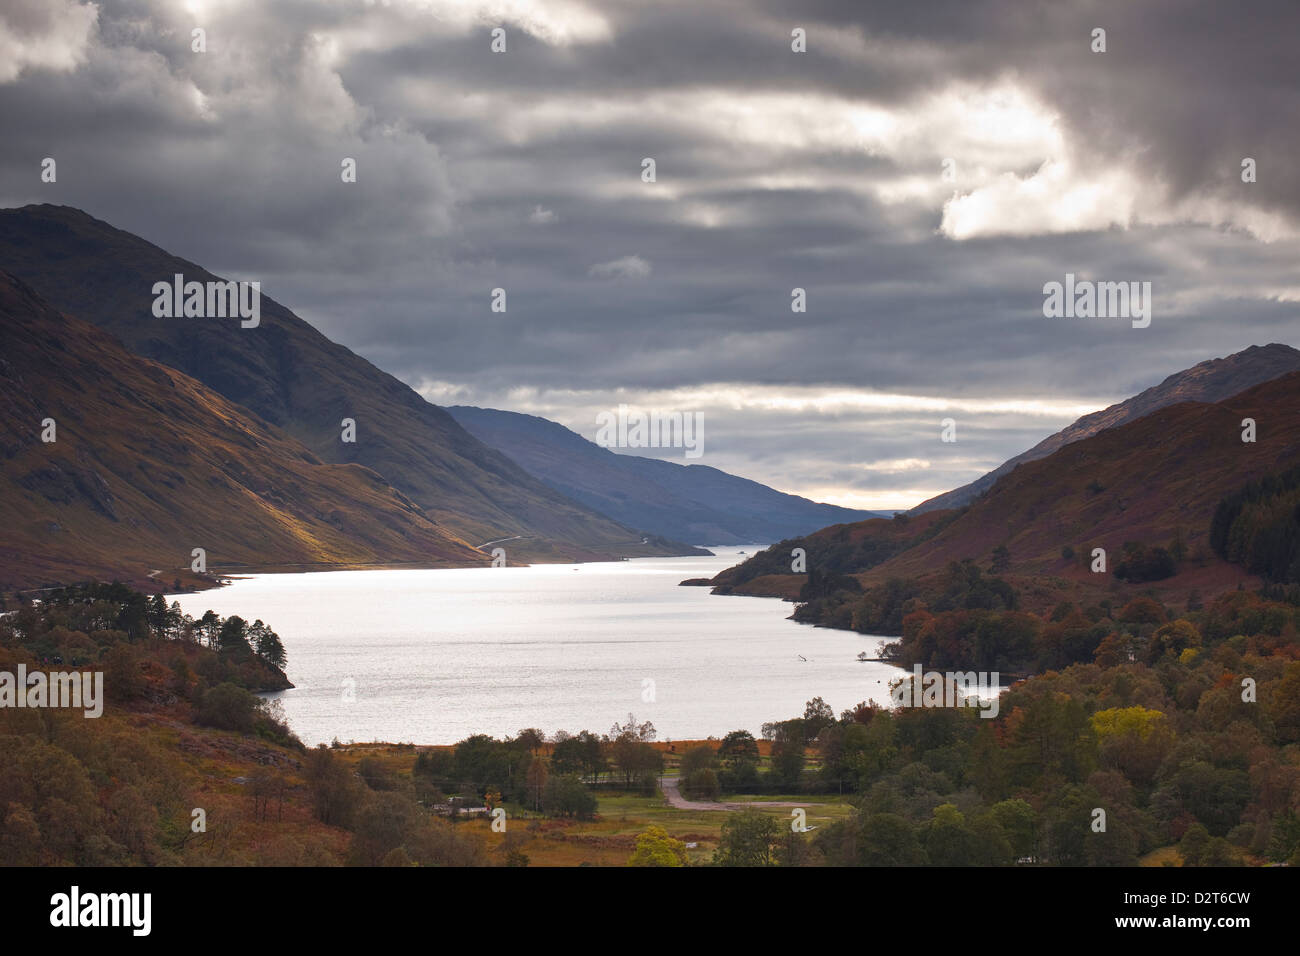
[1,0,1297,508]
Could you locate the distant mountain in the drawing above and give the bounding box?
[0,205,703,563]
[0,271,490,591]
[711,366,1300,607]
[912,343,1300,514]
[447,405,885,545]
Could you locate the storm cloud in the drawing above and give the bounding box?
[2,0,1296,509]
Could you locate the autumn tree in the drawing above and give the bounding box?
[525,757,548,812]
[628,825,688,866]
[714,809,778,866]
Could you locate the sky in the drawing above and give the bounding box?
[2,0,1298,511]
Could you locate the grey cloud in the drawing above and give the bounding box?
[1,0,1297,509]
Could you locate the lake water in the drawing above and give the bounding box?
[170,548,904,746]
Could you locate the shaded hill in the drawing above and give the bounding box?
[912,343,1300,514]
[884,370,1300,579]
[710,367,1300,612]
[448,405,884,544]
[0,205,703,563]
[0,271,491,591]
[706,508,955,599]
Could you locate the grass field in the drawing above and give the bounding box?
[332,741,856,866]
[460,790,856,866]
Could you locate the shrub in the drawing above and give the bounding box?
[683,768,720,801]
[542,774,597,819]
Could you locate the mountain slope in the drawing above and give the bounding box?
[886,370,1300,579]
[0,204,702,562]
[912,343,1300,514]
[447,405,884,544]
[0,271,490,591]
[712,367,1300,607]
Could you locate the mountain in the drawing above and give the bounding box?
[0,271,491,591]
[447,405,885,544]
[882,369,1300,579]
[0,205,703,563]
[912,343,1300,514]
[711,366,1300,609]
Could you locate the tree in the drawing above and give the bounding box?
[350,791,419,866]
[922,803,981,866]
[1269,662,1300,743]
[1007,691,1096,787]
[610,713,656,741]
[549,730,610,782]
[859,812,926,866]
[1118,597,1167,626]
[249,620,287,668]
[217,615,252,658]
[1115,543,1177,583]
[551,734,588,776]
[718,730,759,766]
[991,545,1011,574]
[453,735,515,799]
[525,757,548,812]
[1145,619,1201,663]
[1091,706,1173,784]
[305,746,366,828]
[146,593,169,632]
[990,799,1037,860]
[104,643,144,702]
[767,718,806,790]
[197,610,221,648]
[1093,632,1125,668]
[802,697,835,742]
[516,728,546,753]
[577,731,608,782]
[1165,761,1250,836]
[542,774,597,819]
[610,732,661,788]
[194,682,259,734]
[679,744,717,777]
[628,825,688,866]
[683,768,720,801]
[714,809,779,866]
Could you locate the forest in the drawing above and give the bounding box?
[2,574,1299,866]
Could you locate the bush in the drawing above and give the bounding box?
[683,768,720,801]
[1114,543,1176,583]
[104,643,144,702]
[542,774,598,819]
[359,755,400,791]
[678,744,717,777]
[194,682,258,734]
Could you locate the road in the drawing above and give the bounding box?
[659,775,811,812]
[474,535,531,550]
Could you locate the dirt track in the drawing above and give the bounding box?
[659,775,810,811]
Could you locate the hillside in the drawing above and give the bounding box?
[887,370,1300,580]
[912,343,1300,514]
[448,405,884,544]
[709,368,1300,614]
[0,205,702,563]
[0,271,493,591]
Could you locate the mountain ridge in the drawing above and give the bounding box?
[912,343,1300,514]
[0,204,704,563]
[710,360,1300,614]
[0,270,494,591]
[447,404,886,544]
